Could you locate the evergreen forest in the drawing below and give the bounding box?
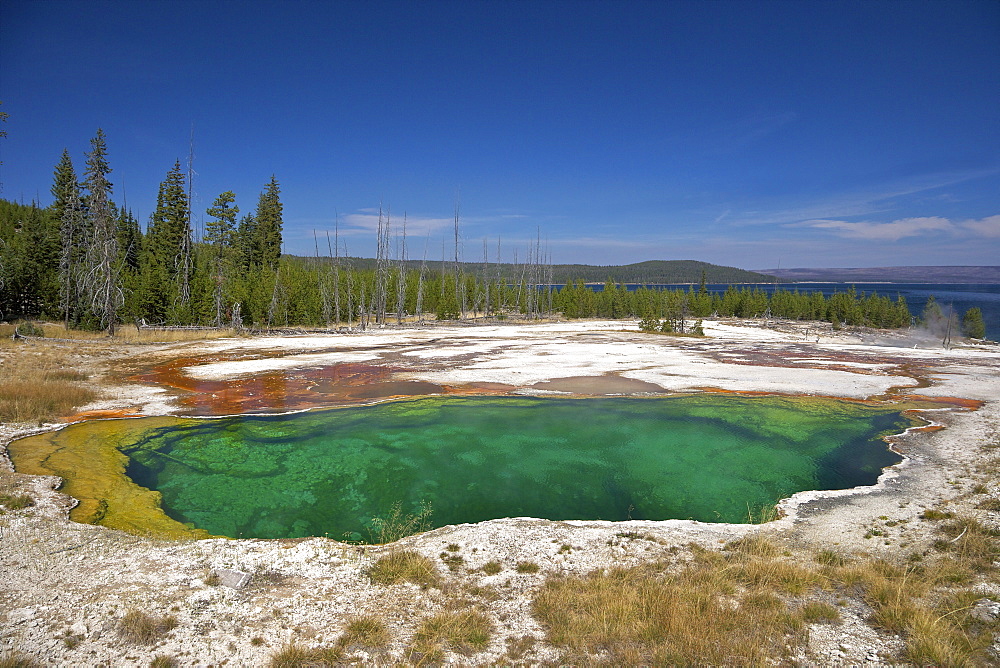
[0,129,945,334]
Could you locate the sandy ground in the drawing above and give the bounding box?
[1,318,999,666]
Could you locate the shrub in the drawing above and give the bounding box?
[515,561,540,574]
[638,315,661,333]
[15,321,43,337]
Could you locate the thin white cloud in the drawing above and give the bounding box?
[706,111,799,154]
[340,211,453,237]
[794,216,955,241]
[725,168,999,228]
[958,214,1000,238]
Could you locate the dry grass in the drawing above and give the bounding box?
[0,493,34,510]
[0,341,98,423]
[116,610,178,645]
[148,656,178,668]
[369,500,433,544]
[533,558,808,665]
[0,654,40,668]
[366,550,440,588]
[816,516,999,667]
[267,643,343,667]
[533,527,1000,666]
[0,321,240,423]
[409,609,493,662]
[1,322,236,344]
[481,560,503,575]
[337,614,390,649]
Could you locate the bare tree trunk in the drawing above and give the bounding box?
[481,237,490,318]
[495,236,503,319]
[546,241,554,317]
[315,229,331,325]
[327,220,341,326]
[267,265,281,328]
[454,200,465,319]
[213,246,224,327]
[416,234,428,322]
[178,128,195,313]
[395,214,407,325]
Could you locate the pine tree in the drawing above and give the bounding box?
[51,150,88,326]
[205,191,238,246]
[236,213,259,269]
[142,161,191,321]
[116,208,141,272]
[962,307,986,339]
[205,191,239,326]
[147,162,190,272]
[254,176,283,269]
[82,129,121,334]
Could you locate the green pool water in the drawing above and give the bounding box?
[121,395,911,540]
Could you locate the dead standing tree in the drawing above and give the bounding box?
[395,213,408,325]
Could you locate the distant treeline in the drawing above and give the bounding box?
[0,191,915,330]
[331,257,774,285]
[556,280,912,329]
[0,128,964,334]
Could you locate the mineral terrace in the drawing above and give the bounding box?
[2,318,999,665]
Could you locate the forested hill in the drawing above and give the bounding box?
[763,266,1000,283]
[546,260,775,284]
[301,257,775,285]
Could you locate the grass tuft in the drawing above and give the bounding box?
[533,560,809,665]
[338,615,390,649]
[410,609,493,658]
[481,560,503,575]
[366,550,440,587]
[368,500,433,544]
[814,549,849,567]
[0,654,40,668]
[0,494,35,510]
[116,610,178,645]
[268,642,342,667]
[800,601,841,623]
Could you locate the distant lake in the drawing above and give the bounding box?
[584,282,1000,340]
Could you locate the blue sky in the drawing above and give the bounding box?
[2,0,998,269]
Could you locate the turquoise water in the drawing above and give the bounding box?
[123,396,909,540]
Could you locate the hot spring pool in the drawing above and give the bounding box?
[9,395,913,540]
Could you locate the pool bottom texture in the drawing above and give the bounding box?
[118,395,909,541]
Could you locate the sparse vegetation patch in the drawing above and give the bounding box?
[366,550,440,588]
[116,610,178,645]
